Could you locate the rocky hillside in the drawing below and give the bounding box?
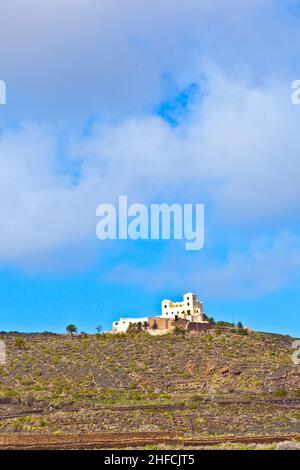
[0,330,299,404]
[0,330,299,437]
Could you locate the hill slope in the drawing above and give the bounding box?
[0,330,299,438]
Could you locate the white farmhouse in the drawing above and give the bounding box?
[112,292,206,333]
[161,292,205,322]
[112,316,148,333]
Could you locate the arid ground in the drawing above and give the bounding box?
[0,330,299,449]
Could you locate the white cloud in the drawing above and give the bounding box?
[0,0,289,121]
[0,123,98,261]
[106,232,300,299]
[0,67,299,293]
[0,0,300,300]
[75,69,300,225]
[1,68,300,269]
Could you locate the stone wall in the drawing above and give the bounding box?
[170,319,189,330]
[148,317,171,330]
[187,323,233,334]
[149,317,191,332]
[187,322,216,333]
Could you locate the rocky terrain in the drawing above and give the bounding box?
[0,330,299,448]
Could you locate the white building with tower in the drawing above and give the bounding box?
[112,292,206,333]
[161,292,205,322]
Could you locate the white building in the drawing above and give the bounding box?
[161,292,205,322]
[112,292,206,333]
[112,316,148,333]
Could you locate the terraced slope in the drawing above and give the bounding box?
[0,330,299,437]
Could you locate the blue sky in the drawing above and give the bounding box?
[0,0,300,336]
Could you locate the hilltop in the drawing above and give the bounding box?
[0,329,299,444]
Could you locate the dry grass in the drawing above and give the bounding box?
[0,331,298,438]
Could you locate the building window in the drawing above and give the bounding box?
[187,310,191,314]
[164,305,167,308]
[187,302,190,306]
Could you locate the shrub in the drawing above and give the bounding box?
[203,313,215,323]
[236,327,248,336]
[3,388,18,397]
[14,337,25,349]
[214,328,222,336]
[173,326,186,337]
[107,332,127,339]
[217,321,234,327]
[190,394,204,403]
[127,322,148,334]
[230,325,248,336]
[188,401,198,410]
[274,388,287,398]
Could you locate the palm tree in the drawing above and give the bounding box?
[66,324,77,338]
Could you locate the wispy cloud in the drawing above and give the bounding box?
[0,0,300,308]
[106,232,300,299]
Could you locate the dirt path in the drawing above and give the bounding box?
[0,398,299,421]
[0,432,299,449]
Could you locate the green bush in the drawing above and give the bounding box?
[274,388,287,398]
[173,326,186,337]
[127,321,148,334]
[217,321,234,327]
[236,327,248,336]
[14,337,25,349]
[190,394,204,403]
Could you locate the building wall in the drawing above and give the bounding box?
[148,329,169,336]
[148,316,171,330]
[187,322,215,333]
[112,317,148,333]
[149,317,189,332]
[187,323,231,334]
[112,292,209,333]
[170,319,189,330]
[160,292,205,322]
